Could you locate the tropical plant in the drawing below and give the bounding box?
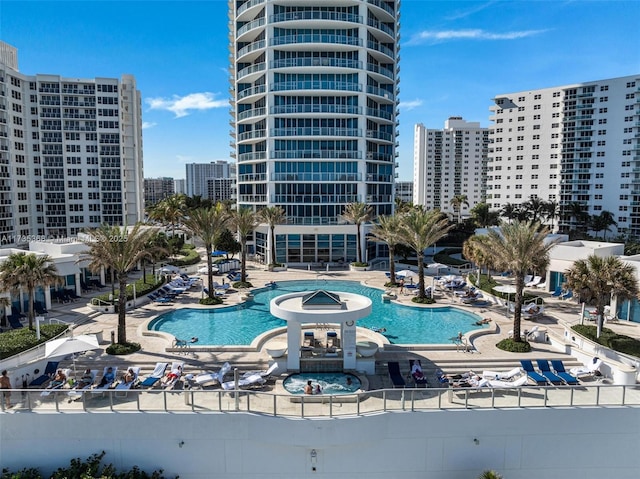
[148,194,186,237]
[394,197,414,214]
[463,235,496,282]
[473,221,556,343]
[590,210,617,239]
[567,201,589,233]
[369,215,404,284]
[500,203,519,223]
[81,224,162,344]
[216,228,241,257]
[230,207,259,283]
[469,202,500,228]
[543,200,559,232]
[450,194,469,224]
[564,255,638,338]
[182,204,229,299]
[478,470,503,479]
[259,206,286,268]
[523,195,545,223]
[341,202,373,264]
[0,253,60,330]
[398,209,453,299]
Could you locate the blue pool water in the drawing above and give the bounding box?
[148,280,482,345]
[283,372,361,395]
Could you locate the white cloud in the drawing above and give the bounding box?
[176,155,194,164]
[145,92,228,118]
[445,1,497,21]
[399,99,423,111]
[407,28,546,45]
[142,121,157,129]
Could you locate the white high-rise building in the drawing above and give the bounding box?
[144,177,175,206]
[0,41,144,244]
[413,118,488,220]
[229,0,400,265]
[395,180,413,204]
[185,160,234,199]
[488,75,640,237]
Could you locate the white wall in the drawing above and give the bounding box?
[1,408,638,478]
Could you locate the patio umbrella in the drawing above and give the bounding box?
[44,334,100,379]
[396,270,418,280]
[198,265,219,274]
[211,250,227,257]
[493,284,518,316]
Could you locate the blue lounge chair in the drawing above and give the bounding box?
[550,360,580,385]
[551,286,563,297]
[560,290,573,300]
[8,314,24,329]
[387,361,406,388]
[29,361,59,387]
[519,360,548,386]
[535,360,564,385]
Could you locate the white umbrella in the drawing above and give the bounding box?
[396,270,419,280]
[198,266,219,274]
[427,262,445,270]
[44,334,100,378]
[493,284,517,294]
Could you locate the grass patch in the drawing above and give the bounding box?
[171,247,201,267]
[199,296,224,306]
[0,324,68,360]
[412,297,436,304]
[106,342,141,355]
[572,324,640,358]
[496,338,532,353]
[233,281,253,289]
[95,275,165,303]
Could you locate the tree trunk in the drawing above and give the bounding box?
[240,240,247,282]
[206,244,214,299]
[27,289,35,330]
[270,226,276,266]
[512,274,525,342]
[356,223,362,264]
[117,275,128,344]
[417,253,425,298]
[388,246,396,283]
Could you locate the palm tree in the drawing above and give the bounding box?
[463,235,495,283]
[149,194,186,237]
[258,206,286,269]
[567,201,589,233]
[182,204,229,298]
[500,203,519,224]
[590,211,617,239]
[564,255,638,338]
[474,221,557,342]
[369,215,404,284]
[81,224,161,344]
[230,207,258,283]
[340,202,373,264]
[543,200,559,232]
[469,202,500,228]
[449,194,469,224]
[0,252,60,329]
[523,195,545,223]
[398,210,453,299]
[478,471,503,479]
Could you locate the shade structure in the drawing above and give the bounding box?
[493,284,518,294]
[396,270,419,280]
[427,262,445,270]
[198,266,219,274]
[44,334,100,378]
[211,250,227,257]
[159,265,180,274]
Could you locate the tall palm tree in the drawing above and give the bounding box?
[543,200,559,232]
[567,201,589,233]
[469,202,500,228]
[81,224,161,344]
[523,195,545,223]
[449,194,469,224]
[399,210,453,299]
[230,207,258,283]
[0,252,60,329]
[590,211,617,240]
[182,204,229,298]
[500,203,519,224]
[340,202,373,264]
[474,221,557,342]
[149,194,186,237]
[258,206,286,269]
[462,235,495,283]
[564,255,638,338]
[368,215,404,284]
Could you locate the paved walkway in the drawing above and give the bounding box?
[31,257,640,390]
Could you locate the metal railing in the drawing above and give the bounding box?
[3,383,638,416]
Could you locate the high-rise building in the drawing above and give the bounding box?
[0,41,144,244]
[413,118,488,220]
[488,75,640,237]
[174,179,186,195]
[394,180,413,204]
[229,0,400,265]
[206,177,235,203]
[144,177,175,206]
[185,161,234,199]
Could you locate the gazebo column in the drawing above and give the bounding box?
[342,322,357,370]
[44,288,52,310]
[287,321,302,371]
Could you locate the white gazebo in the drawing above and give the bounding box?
[270,290,372,371]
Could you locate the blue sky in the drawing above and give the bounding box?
[1,0,638,181]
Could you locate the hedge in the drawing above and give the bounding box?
[572,324,640,358]
[0,324,68,360]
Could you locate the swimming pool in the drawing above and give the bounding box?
[148,280,482,345]
[283,372,361,395]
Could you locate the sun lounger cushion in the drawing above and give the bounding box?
[520,360,548,385]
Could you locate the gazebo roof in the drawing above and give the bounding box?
[301,290,342,308]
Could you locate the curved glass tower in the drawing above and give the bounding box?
[229,0,400,266]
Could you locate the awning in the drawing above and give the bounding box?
[54,261,81,277]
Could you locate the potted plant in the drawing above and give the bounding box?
[350,261,369,271]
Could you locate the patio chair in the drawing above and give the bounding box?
[387,361,406,388]
[140,362,169,388]
[67,369,98,401]
[487,375,529,388]
[161,362,184,389]
[303,331,315,347]
[519,360,548,386]
[326,331,338,348]
[551,286,563,297]
[8,314,24,330]
[115,367,141,397]
[28,361,59,388]
[526,276,542,287]
[193,362,231,387]
[560,289,573,300]
[482,367,522,381]
[409,359,428,387]
[550,360,580,385]
[221,373,266,390]
[569,357,603,378]
[535,360,564,385]
[41,368,72,397]
[92,366,118,395]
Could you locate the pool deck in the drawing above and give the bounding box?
[17,254,640,393]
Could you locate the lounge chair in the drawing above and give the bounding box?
[326,331,338,348]
[221,372,266,391]
[560,290,573,300]
[139,362,169,388]
[303,331,315,347]
[29,361,59,387]
[387,361,406,388]
[523,275,533,285]
[162,362,184,389]
[487,375,529,388]
[115,367,141,397]
[67,369,98,401]
[482,367,522,380]
[551,286,563,297]
[8,314,24,329]
[535,360,564,385]
[41,368,72,397]
[193,362,231,387]
[519,360,548,386]
[550,360,580,385]
[92,366,119,395]
[569,357,603,378]
[409,359,428,387]
[525,276,542,287]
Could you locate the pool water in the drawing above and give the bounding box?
[148,280,481,345]
[283,372,361,395]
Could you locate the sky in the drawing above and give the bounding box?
[0,0,638,181]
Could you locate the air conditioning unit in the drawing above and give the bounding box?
[366,153,374,159]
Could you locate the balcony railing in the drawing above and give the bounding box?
[3,383,637,417]
[271,172,361,182]
[271,34,362,48]
[270,11,362,24]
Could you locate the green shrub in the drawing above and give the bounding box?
[572,324,640,358]
[350,261,369,267]
[171,247,201,267]
[0,324,68,360]
[199,297,224,306]
[106,342,141,355]
[233,281,253,289]
[412,296,436,304]
[434,248,468,266]
[496,338,532,353]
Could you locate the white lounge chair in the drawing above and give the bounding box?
[482,367,522,380]
[193,362,231,387]
[140,362,169,388]
[67,369,98,401]
[570,358,603,378]
[115,367,141,397]
[40,368,72,397]
[525,276,542,287]
[221,373,266,390]
[161,362,184,389]
[487,375,529,388]
[91,366,119,396]
[239,363,280,380]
